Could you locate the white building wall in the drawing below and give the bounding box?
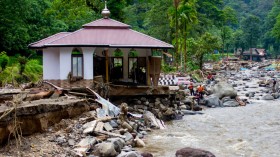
[43,48,60,80]
[59,47,72,80]
[43,47,151,81]
[82,47,95,79]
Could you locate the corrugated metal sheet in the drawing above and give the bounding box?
[29,32,70,48]
[29,18,173,49]
[83,18,130,28]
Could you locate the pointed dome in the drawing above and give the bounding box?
[101,1,110,19]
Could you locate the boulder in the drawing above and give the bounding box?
[211,82,237,99]
[204,95,222,107]
[222,100,240,107]
[134,136,145,147]
[141,152,153,157]
[175,147,215,157]
[262,94,275,100]
[117,151,142,157]
[107,138,125,153]
[124,132,133,141]
[272,93,280,99]
[94,142,118,157]
[181,98,193,105]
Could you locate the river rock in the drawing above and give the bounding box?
[94,142,118,157]
[262,94,275,100]
[272,93,280,99]
[107,138,125,153]
[141,152,153,157]
[211,82,237,99]
[222,100,240,107]
[124,132,133,141]
[205,95,222,107]
[175,147,215,157]
[117,151,142,157]
[182,98,192,105]
[134,136,145,147]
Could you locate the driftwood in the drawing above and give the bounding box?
[68,91,88,96]
[81,115,115,124]
[43,81,64,91]
[24,90,55,101]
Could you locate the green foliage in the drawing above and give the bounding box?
[23,59,43,82]
[151,50,162,56]
[0,52,9,70]
[162,64,176,73]
[272,14,280,41]
[241,15,261,49]
[0,64,21,86]
[128,50,138,57]
[113,49,124,57]
[188,32,221,69]
[186,60,200,71]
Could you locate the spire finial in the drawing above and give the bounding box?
[102,0,110,19]
[105,0,108,9]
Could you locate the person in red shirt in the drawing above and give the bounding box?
[188,83,194,95]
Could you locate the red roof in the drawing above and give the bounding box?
[29,32,70,48]
[29,18,173,49]
[82,18,130,28]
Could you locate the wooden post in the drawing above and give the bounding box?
[147,56,151,86]
[105,49,109,83]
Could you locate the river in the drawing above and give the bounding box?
[139,99,280,157]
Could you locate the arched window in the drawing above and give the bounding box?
[72,48,83,77]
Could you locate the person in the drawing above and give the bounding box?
[188,82,194,96]
[197,84,204,99]
[207,73,214,81]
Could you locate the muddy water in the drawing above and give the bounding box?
[139,100,280,157]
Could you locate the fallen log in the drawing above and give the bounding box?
[24,90,55,101]
[68,91,88,96]
[43,81,64,91]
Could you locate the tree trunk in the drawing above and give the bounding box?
[199,55,203,70]
[175,6,178,70]
[183,19,187,72]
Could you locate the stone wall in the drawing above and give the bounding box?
[45,79,93,88]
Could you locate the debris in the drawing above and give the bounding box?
[87,87,120,117]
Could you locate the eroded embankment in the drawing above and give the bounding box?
[0,98,89,145]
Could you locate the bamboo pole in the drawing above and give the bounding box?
[105,49,109,83]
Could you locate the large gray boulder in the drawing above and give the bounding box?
[204,95,222,107]
[272,93,280,99]
[94,142,118,157]
[117,151,142,157]
[222,100,240,107]
[175,147,215,157]
[211,82,237,99]
[107,138,125,153]
[262,94,275,100]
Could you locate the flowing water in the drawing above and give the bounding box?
[139,100,280,157]
[139,68,280,157]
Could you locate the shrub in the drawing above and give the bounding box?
[23,59,43,82]
[0,64,21,86]
[0,51,9,70]
[162,64,176,73]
